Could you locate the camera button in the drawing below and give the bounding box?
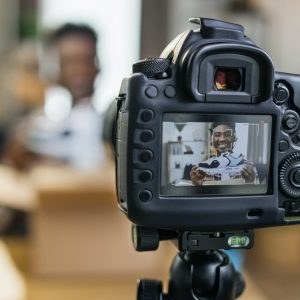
[279,140,289,152]
[282,111,300,133]
[292,134,300,144]
[284,115,298,130]
[292,169,300,185]
[286,202,300,214]
[140,130,154,142]
[164,85,176,98]
[139,170,153,182]
[139,150,153,162]
[141,110,154,122]
[145,86,158,98]
[139,190,152,202]
[274,83,289,105]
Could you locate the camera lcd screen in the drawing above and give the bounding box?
[161,114,272,196]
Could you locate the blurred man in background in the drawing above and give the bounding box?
[52,23,99,106]
[4,23,106,170]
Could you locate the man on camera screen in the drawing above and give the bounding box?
[190,122,258,186]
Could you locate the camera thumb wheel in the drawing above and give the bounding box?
[132,58,170,78]
[137,279,163,300]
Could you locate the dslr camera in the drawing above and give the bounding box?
[116,18,300,251]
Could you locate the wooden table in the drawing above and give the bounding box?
[0,163,174,277]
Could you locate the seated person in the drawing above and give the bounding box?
[4,23,106,171]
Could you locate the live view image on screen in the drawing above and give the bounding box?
[161,114,272,196]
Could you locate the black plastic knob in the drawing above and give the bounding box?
[133,58,170,78]
[132,225,159,251]
[137,279,163,300]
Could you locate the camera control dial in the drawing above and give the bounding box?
[279,152,300,198]
[133,58,170,78]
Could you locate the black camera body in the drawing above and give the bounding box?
[116,18,300,233]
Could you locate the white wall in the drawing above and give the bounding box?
[38,0,141,113]
[0,0,19,58]
[166,0,300,74]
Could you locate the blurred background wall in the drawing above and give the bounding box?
[0,0,299,111]
[141,0,300,74]
[0,0,19,57]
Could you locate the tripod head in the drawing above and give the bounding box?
[134,226,253,300]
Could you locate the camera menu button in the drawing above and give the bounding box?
[139,190,152,202]
[141,110,154,122]
[279,140,289,152]
[145,86,158,98]
[274,82,290,105]
[164,85,176,98]
[139,150,154,162]
[139,170,153,182]
[140,130,154,142]
[292,133,300,144]
[282,111,300,133]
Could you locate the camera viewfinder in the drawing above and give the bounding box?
[214,68,243,91]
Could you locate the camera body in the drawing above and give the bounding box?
[116,18,300,232]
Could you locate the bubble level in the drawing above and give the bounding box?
[228,235,250,248]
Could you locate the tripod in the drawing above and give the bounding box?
[133,227,253,300]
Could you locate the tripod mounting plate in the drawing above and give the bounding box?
[132,225,254,252]
[179,230,254,251]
